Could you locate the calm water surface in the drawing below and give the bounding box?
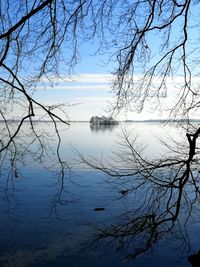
[0,122,198,267]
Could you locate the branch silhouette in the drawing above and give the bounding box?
[77,124,200,261]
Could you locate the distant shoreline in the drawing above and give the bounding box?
[1,119,200,123]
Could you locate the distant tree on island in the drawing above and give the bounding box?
[90,116,119,125]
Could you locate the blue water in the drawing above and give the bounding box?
[0,122,197,266]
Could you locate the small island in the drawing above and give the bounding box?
[90,116,119,125]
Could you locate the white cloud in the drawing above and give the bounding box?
[37,84,111,91]
[33,72,200,120]
[40,96,113,107]
[40,73,114,84]
[74,73,113,83]
[73,96,113,103]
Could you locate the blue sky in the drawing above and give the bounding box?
[34,72,174,121]
[34,73,115,121]
[33,38,120,121]
[33,40,167,121]
[2,0,200,122]
[30,1,200,122]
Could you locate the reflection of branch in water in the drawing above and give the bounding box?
[0,122,72,216]
[78,124,200,261]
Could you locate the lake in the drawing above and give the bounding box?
[0,121,198,267]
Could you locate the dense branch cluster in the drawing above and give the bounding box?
[111,0,200,119]
[0,0,200,150]
[78,124,200,259]
[1,0,200,260]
